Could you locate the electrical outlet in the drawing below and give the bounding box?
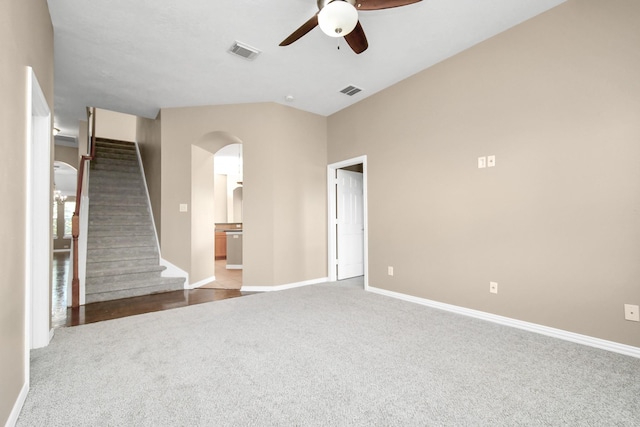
[487,155,496,167]
[388,266,394,276]
[624,304,640,322]
[478,157,487,169]
[489,281,498,294]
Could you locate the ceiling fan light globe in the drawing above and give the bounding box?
[318,1,358,38]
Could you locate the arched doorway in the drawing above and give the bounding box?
[191,132,243,289]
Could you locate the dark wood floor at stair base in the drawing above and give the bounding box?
[64,288,255,327]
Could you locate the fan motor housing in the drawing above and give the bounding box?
[318,0,356,10]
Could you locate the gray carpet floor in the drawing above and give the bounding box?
[18,279,640,426]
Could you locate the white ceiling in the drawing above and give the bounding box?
[48,0,566,140]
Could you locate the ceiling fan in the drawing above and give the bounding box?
[280,0,423,54]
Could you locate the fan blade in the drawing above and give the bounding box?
[279,14,319,46]
[344,21,368,54]
[355,0,422,11]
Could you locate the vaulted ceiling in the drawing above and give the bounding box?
[48,0,566,141]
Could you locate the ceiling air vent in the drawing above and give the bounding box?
[340,85,362,96]
[228,41,261,61]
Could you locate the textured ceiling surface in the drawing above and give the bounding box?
[48,0,566,139]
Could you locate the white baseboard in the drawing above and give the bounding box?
[242,277,328,292]
[6,381,29,427]
[367,286,640,359]
[160,258,189,288]
[226,265,242,270]
[187,275,216,290]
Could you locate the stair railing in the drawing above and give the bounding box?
[71,107,96,307]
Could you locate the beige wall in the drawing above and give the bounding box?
[95,108,137,142]
[328,0,640,347]
[136,115,162,241]
[160,103,327,287]
[191,145,216,282]
[0,0,54,424]
[54,145,79,168]
[214,174,228,223]
[78,120,89,157]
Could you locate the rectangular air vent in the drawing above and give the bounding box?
[340,85,362,96]
[228,41,261,61]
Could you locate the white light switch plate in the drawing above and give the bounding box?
[478,157,487,168]
[489,282,498,294]
[179,204,188,212]
[487,155,496,167]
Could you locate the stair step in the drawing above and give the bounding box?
[95,151,138,161]
[92,162,140,173]
[86,268,168,287]
[89,193,148,203]
[90,181,145,192]
[87,235,156,248]
[90,169,141,180]
[90,211,150,220]
[87,246,158,262]
[89,216,150,226]
[90,177,144,187]
[93,157,139,168]
[87,257,160,271]
[89,223,154,232]
[88,232,155,240]
[95,144,137,153]
[85,278,186,304]
[89,187,146,198]
[95,139,136,149]
[86,264,166,278]
[89,200,150,210]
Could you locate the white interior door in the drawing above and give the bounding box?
[336,169,364,280]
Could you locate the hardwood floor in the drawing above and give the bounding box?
[52,253,250,328]
[200,259,242,289]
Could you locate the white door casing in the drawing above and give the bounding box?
[26,67,52,351]
[328,155,368,286]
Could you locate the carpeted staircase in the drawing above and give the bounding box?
[85,138,185,303]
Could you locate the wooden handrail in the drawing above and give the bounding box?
[71,107,97,307]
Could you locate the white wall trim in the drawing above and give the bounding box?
[367,286,640,359]
[226,265,242,270]
[327,155,369,287]
[160,258,190,288]
[187,275,215,289]
[6,381,29,427]
[242,277,329,292]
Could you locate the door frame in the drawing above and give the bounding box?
[327,155,368,288]
[26,66,52,353]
